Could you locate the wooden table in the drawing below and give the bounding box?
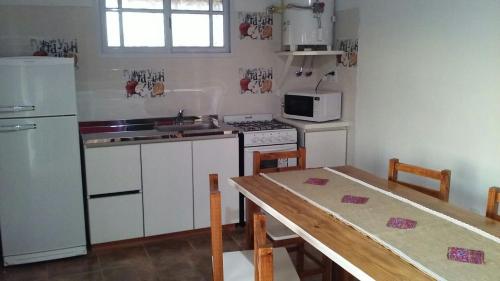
[229,166,500,281]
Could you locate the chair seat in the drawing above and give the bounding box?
[266,214,299,241]
[223,248,300,281]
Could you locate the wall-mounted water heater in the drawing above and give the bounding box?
[281,0,335,51]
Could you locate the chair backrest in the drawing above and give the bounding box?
[486,187,500,221]
[210,174,224,281]
[253,212,273,281]
[388,158,451,202]
[253,147,306,175]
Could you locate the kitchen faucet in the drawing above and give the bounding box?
[176,109,184,124]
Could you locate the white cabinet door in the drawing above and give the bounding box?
[85,145,141,195]
[192,137,239,229]
[88,194,144,244]
[305,130,347,168]
[141,141,194,236]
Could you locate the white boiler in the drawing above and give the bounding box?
[282,0,335,51]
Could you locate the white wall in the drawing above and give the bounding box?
[354,0,500,214]
[0,0,323,121]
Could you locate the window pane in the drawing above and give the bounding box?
[171,0,209,11]
[122,0,163,9]
[213,15,224,47]
[106,0,118,8]
[122,12,165,47]
[172,14,209,47]
[106,11,121,47]
[212,0,223,11]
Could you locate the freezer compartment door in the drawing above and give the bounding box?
[0,57,77,118]
[0,115,86,257]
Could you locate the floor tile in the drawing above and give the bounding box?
[186,232,241,253]
[47,254,99,277]
[101,264,156,281]
[0,262,48,281]
[50,271,103,281]
[144,238,192,267]
[156,265,209,281]
[97,245,151,270]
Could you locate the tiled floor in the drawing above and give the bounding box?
[0,227,323,281]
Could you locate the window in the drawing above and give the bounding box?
[100,0,230,53]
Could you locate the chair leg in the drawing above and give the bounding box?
[245,198,260,249]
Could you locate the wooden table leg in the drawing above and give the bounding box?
[245,198,260,250]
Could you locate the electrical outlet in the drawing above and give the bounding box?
[325,70,338,82]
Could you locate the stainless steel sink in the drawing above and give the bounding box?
[155,122,218,132]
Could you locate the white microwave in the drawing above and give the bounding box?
[283,91,342,122]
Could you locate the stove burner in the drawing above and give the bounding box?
[227,120,294,132]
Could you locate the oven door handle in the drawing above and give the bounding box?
[244,145,296,153]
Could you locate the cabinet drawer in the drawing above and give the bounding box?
[88,193,144,244]
[85,145,141,195]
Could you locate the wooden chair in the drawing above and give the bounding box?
[252,148,332,281]
[486,187,500,221]
[210,174,300,281]
[388,158,451,202]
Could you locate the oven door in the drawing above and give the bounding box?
[243,143,298,176]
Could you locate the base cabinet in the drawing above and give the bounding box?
[84,137,239,244]
[88,194,144,244]
[85,137,239,244]
[192,138,239,229]
[193,138,239,228]
[304,130,347,168]
[142,141,194,236]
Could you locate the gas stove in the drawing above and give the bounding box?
[224,114,297,147]
[224,114,298,226]
[225,120,294,132]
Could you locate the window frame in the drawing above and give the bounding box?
[99,0,230,54]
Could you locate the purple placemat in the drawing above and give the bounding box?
[304,178,329,186]
[341,195,369,204]
[386,217,417,229]
[447,247,485,264]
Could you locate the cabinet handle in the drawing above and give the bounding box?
[89,189,141,199]
[0,124,37,132]
[0,105,35,113]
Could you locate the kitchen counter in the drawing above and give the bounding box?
[274,116,350,131]
[80,116,239,148]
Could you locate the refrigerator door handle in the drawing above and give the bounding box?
[0,124,37,132]
[0,105,35,113]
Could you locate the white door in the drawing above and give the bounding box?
[0,57,77,118]
[305,130,347,168]
[243,143,298,176]
[0,116,86,256]
[85,145,142,196]
[141,141,194,236]
[88,193,144,244]
[192,137,239,229]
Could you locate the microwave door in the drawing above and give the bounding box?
[284,95,314,117]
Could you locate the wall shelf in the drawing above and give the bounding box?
[276,50,345,91]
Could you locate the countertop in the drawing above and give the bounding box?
[80,116,239,148]
[274,116,350,131]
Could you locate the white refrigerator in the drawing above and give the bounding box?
[0,57,87,266]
